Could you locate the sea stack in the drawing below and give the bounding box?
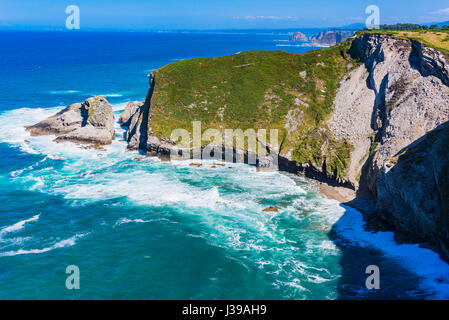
[290,31,308,42]
[26,96,115,146]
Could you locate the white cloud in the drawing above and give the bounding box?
[233,15,298,21]
[434,8,449,15]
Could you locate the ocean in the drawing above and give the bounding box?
[0,30,448,300]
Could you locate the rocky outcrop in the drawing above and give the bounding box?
[290,32,308,42]
[121,33,449,260]
[330,34,449,189]
[309,30,354,46]
[122,75,156,150]
[119,100,149,150]
[26,96,115,146]
[120,100,144,127]
[345,34,449,192]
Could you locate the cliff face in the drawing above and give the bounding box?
[122,33,449,260]
[375,122,449,258]
[330,33,449,259]
[309,30,354,46]
[330,34,449,190]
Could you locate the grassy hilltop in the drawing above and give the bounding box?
[145,29,448,180]
[148,41,358,178]
[361,29,449,54]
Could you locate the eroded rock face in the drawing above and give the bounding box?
[330,34,449,190]
[290,32,308,42]
[309,30,354,46]
[26,96,115,146]
[121,101,148,150]
[330,33,449,261]
[375,123,449,259]
[329,64,375,187]
[120,100,144,127]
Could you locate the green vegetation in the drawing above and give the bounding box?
[292,131,353,179]
[375,23,430,31]
[148,41,358,178]
[87,96,106,125]
[364,23,449,31]
[369,141,379,154]
[360,29,449,55]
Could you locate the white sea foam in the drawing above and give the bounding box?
[0,215,40,236]
[328,202,449,299]
[48,90,80,95]
[101,93,123,97]
[0,233,85,257]
[0,107,61,143]
[112,102,129,112]
[114,218,154,226]
[1,104,449,298]
[276,44,303,47]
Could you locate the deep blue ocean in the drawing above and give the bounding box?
[0,30,448,300]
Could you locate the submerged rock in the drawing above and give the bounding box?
[189,163,202,167]
[26,96,115,146]
[263,206,279,212]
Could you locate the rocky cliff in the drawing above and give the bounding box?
[329,32,449,260]
[120,32,449,261]
[374,122,449,258]
[27,96,115,146]
[331,33,449,190]
[309,30,354,46]
[290,32,308,42]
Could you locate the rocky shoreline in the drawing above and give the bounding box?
[290,30,355,47]
[26,32,449,263]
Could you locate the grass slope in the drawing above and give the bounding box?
[361,29,449,55]
[148,42,358,178]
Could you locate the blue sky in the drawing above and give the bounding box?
[1,0,449,30]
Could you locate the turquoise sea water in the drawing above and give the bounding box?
[0,30,449,299]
